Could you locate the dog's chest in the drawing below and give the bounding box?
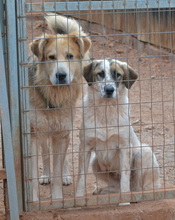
[96,105,120,126]
[29,107,74,133]
[95,138,120,172]
[83,105,129,141]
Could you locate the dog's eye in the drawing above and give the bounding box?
[113,71,121,79]
[66,53,74,60]
[48,55,56,60]
[98,71,105,78]
[116,73,121,78]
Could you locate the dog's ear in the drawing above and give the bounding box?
[120,62,138,89]
[69,33,91,57]
[31,34,52,61]
[81,36,91,54]
[83,61,96,86]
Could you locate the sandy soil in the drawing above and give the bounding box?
[2,14,175,219]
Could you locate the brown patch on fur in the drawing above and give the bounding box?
[122,65,138,89]
[110,61,138,89]
[110,62,125,76]
[83,60,108,86]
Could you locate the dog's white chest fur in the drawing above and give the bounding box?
[82,99,130,141]
[80,90,131,172]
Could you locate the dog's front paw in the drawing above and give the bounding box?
[62,176,72,186]
[39,175,50,185]
[119,202,130,206]
[93,186,103,195]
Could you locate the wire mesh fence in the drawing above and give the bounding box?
[16,0,175,211]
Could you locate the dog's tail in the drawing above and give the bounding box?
[45,13,84,35]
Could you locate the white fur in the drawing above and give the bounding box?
[76,59,161,202]
[45,13,84,35]
[49,62,73,85]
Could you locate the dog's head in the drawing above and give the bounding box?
[83,59,138,98]
[30,33,91,85]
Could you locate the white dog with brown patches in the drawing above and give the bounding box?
[76,59,160,200]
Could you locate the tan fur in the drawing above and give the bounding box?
[29,14,91,201]
[76,59,160,202]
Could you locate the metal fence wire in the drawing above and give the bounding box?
[15,0,175,211]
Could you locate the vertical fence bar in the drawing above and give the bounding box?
[16,0,32,210]
[0,0,5,53]
[0,24,19,220]
[5,0,23,213]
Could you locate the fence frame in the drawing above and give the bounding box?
[0,1,20,218]
[25,0,175,12]
[5,0,24,214]
[1,0,175,215]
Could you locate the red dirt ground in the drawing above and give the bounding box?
[20,199,175,220]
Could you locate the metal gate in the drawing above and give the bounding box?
[2,0,175,216]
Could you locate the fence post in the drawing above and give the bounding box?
[0,24,19,220]
[16,0,32,210]
[5,0,23,214]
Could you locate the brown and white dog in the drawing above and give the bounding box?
[76,59,160,201]
[28,13,91,201]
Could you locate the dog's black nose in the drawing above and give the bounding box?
[56,72,67,81]
[104,85,114,95]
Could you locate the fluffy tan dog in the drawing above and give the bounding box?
[28,13,91,201]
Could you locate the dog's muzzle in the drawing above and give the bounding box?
[56,72,67,84]
[104,84,115,97]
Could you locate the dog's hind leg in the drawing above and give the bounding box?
[131,146,161,191]
[92,154,120,195]
[62,156,72,186]
[39,136,50,185]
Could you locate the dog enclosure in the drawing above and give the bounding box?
[1,0,175,218]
